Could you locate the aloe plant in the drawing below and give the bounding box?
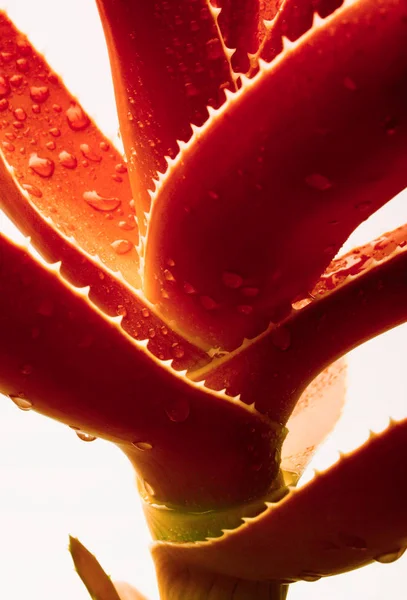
[0,0,406,598]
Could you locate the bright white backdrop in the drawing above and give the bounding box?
[0,1,406,598]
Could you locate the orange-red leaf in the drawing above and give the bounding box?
[144,0,407,351]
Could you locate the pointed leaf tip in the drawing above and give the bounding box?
[69,536,122,600]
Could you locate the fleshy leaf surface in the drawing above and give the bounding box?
[96,0,236,232]
[0,225,284,510]
[144,0,407,351]
[153,418,407,581]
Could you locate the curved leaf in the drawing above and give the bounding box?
[0,229,284,510]
[96,0,236,232]
[153,417,407,580]
[196,226,407,423]
[144,0,407,351]
[0,12,140,287]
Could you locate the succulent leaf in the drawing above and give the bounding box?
[143,0,407,351]
[153,417,407,581]
[96,0,236,234]
[69,536,122,600]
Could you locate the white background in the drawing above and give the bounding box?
[0,1,406,598]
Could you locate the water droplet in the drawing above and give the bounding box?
[16,57,29,72]
[52,103,62,113]
[132,441,153,451]
[22,183,43,198]
[14,107,27,121]
[118,219,136,231]
[74,429,97,442]
[161,326,168,336]
[10,74,23,88]
[0,51,13,63]
[83,190,121,211]
[141,308,150,318]
[29,152,54,178]
[111,239,133,254]
[144,480,155,496]
[58,150,77,169]
[0,98,9,111]
[80,143,101,162]
[99,141,110,151]
[20,364,33,376]
[49,127,61,137]
[240,286,259,297]
[0,75,10,97]
[66,103,90,131]
[374,548,406,564]
[184,282,197,294]
[2,141,15,152]
[237,304,253,315]
[171,343,185,358]
[115,163,127,174]
[200,295,218,310]
[148,327,156,338]
[271,326,291,351]
[222,271,243,289]
[305,173,332,191]
[30,85,49,103]
[338,533,367,550]
[10,394,32,411]
[165,397,190,422]
[116,305,127,317]
[164,269,175,282]
[300,572,322,582]
[31,103,40,114]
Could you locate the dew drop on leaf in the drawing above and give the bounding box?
[59,150,77,169]
[66,103,90,131]
[132,442,153,451]
[29,85,49,103]
[20,364,33,376]
[171,343,184,359]
[70,426,97,442]
[111,239,133,254]
[237,304,253,315]
[305,173,332,191]
[22,183,43,198]
[165,397,190,423]
[83,190,121,211]
[141,308,150,318]
[0,75,10,97]
[28,152,54,178]
[222,271,243,289]
[10,394,32,411]
[374,548,406,564]
[13,107,27,121]
[300,572,322,582]
[80,143,102,162]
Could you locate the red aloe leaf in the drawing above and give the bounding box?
[96,0,236,231]
[0,13,209,373]
[153,417,407,580]
[144,0,407,351]
[197,226,407,423]
[257,0,345,65]
[0,12,140,288]
[211,0,282,73]
[0,230,282,510]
